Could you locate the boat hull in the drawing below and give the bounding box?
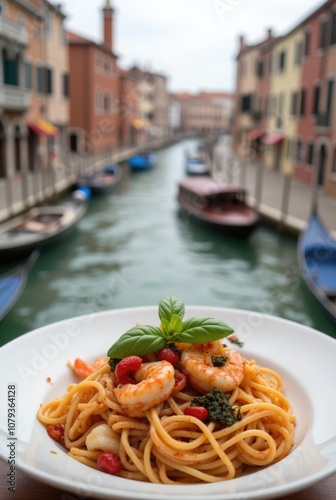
[0,201,88,262]
[298,212,336,324]
[178,203,259,238]
[128,153,156,170]
[79,164,122,195]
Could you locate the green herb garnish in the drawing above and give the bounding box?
[191,387,242,426]
[107,296,234,358]
[211,355,228,367]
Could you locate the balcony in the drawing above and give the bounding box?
[0,16,28,46]
[0,85,30,111]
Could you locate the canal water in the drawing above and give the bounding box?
[2,138,336,346]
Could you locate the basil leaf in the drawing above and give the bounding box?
[107,325,166,358]
[176,317,234,344]
[165,314,183,340]
[160,317,169,331]
[159,296,185,324]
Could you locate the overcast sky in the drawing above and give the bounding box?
[58,0,325,93]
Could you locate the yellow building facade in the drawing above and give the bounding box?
[264,28,304,174]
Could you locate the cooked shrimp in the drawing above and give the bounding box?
[86,423,120,454]
[70,357,107,380]
[181,340,246,394]
[114,361,175,418]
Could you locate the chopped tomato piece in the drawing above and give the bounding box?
[97,452,122,475]
[115,356,143,385]
[47,424,64,442]
[184,406,209,421]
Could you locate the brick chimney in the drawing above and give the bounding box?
[103,0,114,51]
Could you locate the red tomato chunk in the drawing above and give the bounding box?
[97,452,122,475]
[173,372,187,393]
[115,356,143,384]
[47,424,64,442]
[156,347,179,367]
[184,406,209,421]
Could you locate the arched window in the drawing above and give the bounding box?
[104,92,110,113]
[95,88,102,113]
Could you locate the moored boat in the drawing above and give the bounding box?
[185,151,210,176]
[128,151,157,171]
[0,187,90,261]
[297,211,336,324]
[177,176,259,238]
[78,164,122,195]
[0,250,39,321]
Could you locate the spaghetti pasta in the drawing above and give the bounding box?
[37,341,295,484]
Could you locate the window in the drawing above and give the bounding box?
[62,72,69,97]
[45,67,53,94]
[96,52,102,70]
[241,94,252,112]
[304,30,311,57]
[291,92,299,116]
[319,17,329,49]
[279,51,286,72]
[332,147,336,175]
[326,80,334,126]
[294,41,302,66]
[296,139,304,162]
[300,88,306,116]
[24,61,32,89]
[256,60,263,78]
[3,50,19,86]
[312,84,321,115]
[307,142,314,166]
[45,11,52,37]
[36,66,44,93]
[104,93,110,113]
[95,89,102,113]
[331,11,336,45]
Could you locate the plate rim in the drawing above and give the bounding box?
[1,305,336,500]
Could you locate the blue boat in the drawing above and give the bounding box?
[298,211,336,323]
[128,151,157,171]
[0,250,39,322]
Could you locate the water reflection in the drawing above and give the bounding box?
[1,138,336,345]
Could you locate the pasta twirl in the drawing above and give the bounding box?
[37,341,295,484]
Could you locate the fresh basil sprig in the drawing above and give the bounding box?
[107,296,234,359]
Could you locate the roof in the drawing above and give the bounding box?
[179,177,246,197]
[67,30,118,58]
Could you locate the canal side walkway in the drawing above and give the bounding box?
[213,136,336,236]
[0,135,183,224]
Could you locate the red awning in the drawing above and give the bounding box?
[248,129,264,141]
[28,120,59,137]
[263,133,284,145]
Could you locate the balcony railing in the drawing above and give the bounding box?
[0,85,30,111]
[0,16,28,46]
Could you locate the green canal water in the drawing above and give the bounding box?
[1,138,336,346]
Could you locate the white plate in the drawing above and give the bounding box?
[1,306,336,500]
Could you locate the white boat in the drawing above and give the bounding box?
[0,188,90,262]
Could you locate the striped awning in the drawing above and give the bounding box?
[28,120,59,137]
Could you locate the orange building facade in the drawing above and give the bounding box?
[68,1,119,155]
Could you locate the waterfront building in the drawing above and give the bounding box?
[264,27,303,174]
[233,0,336,196]
[118,68,141,147]
[175,91,234,136]
[68,0,119,155]
[0,0,67,178]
